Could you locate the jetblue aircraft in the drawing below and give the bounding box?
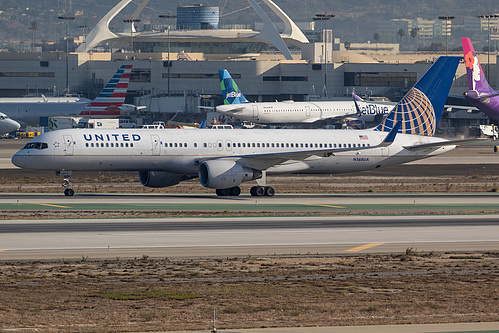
[0,65,141,127]
[462,38,499,120]
[215,69,390,124]
[12,57,466,197]
[0,112,20,135]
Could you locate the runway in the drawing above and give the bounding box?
[1,214,498,260]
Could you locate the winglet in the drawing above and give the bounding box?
[199,120,207,129]
[352,93,364,102]
[379,121,401,147]
[353,97,362,115]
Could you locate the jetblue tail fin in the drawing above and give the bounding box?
[82,65,133,116]
[218,69,250,105]
[374,56,460,136]
[462,38,494,93]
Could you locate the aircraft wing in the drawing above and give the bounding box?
[209,122,401,170]
[215,105,246,113]
[403,138,484,151]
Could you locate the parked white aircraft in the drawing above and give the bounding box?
[12,57,466,197]
[0,112,20,135]
[0,65,142,127]
[215,69,390,124]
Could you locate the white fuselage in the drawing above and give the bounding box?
[0,112,21,135]
[215,100,391,124]
[12,128,453,177]
[0,97,135,126]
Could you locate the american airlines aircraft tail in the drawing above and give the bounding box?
[461,38,499,120]
[81,65,134,116]
[13,57,467,197]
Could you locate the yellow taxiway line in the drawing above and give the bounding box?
[304,204,346,209]
[344,243,385,252]
[34,203,72,209]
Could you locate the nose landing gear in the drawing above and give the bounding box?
[57,171,74,196]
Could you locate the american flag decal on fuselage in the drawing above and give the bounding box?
[80,65,132,116]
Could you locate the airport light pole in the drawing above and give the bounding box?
[476,14,499,80]
[58,15,75,93]
[313,13,335,98]
[159,13,177,96]
[78,25,88,45]
[123,18,141,53]
[438,15,455,56]
[28,21,37,52]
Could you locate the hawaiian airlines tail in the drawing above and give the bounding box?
[218,69,250,105]
[462,38,494,93]
[81,65,134,117]
[461,38,499,120]
[374,56,460,136]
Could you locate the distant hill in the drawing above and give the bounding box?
[1,0,497,49]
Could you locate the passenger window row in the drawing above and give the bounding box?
[85,142,134,148]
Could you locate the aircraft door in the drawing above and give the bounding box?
[305,106,311,117]
[226,140,232,151]
[151,135,161,156]
[63,135,74,156]
[252,105,259,118]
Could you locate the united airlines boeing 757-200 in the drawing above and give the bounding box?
[12,57,468,197]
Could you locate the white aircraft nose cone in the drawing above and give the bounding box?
[7,120,20,133]
[11,153,25,168]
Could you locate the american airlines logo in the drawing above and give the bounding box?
[226,92,242,98]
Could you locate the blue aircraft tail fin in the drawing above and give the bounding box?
[218,69,250,105]
[374,56,460,136]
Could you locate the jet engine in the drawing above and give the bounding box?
[138,171,192,188]
[198,160,261,189]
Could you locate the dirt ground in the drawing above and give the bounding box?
[1,253,498,332]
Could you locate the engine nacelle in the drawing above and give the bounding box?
[138,171,191,188]
[199,160,261,189]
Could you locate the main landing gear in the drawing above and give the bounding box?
[215,185,275,197]
[250,186,275,197]
[57,171,75,196]
[216,186,241,196]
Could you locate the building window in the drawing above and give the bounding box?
[131,68,151,82]
[344,72,417,87]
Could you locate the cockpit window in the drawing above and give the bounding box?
[0,116,6,120]
[23,142,48,150]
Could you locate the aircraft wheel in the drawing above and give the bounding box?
[264,186,275,197]
[229,186,241,196]
[494,145,498,153]
[64,188,75,196]
[250,186,265,197]
[216,188,230,196]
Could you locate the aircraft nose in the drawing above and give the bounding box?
[11,153,26,169]
[8,120,20,132]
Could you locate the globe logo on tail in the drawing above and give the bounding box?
[376,87,436,136]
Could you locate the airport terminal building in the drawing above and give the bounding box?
[0,0,497,133]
